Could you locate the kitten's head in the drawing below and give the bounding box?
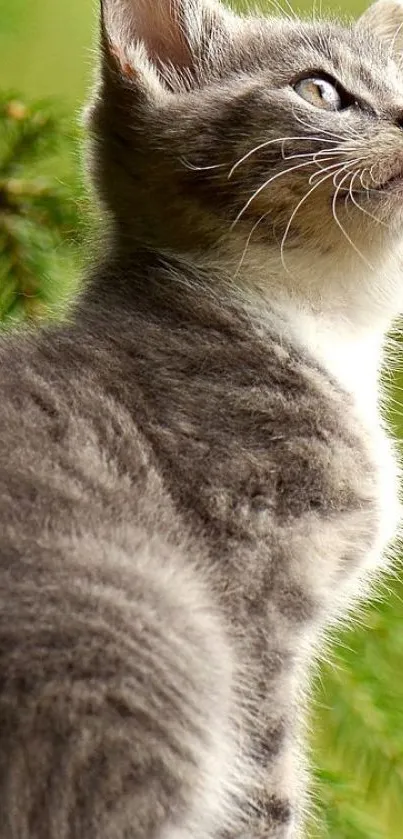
[88,0,403,322]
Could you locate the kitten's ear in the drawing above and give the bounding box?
[100,0,234,93]
[357,0,403,58]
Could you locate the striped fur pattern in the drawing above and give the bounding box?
[0,1,403,836]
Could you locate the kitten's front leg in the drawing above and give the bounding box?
[217,619,304,839]
[235,688,302,839]
[218,508,384,839]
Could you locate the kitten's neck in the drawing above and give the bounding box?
[200,235,403,416]
[245,295,385,420]
[197,242,402,418]
[83,245,391,420]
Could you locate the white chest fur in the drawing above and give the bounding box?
[279,301,402,574]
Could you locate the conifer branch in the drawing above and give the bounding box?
[0,93,80,324]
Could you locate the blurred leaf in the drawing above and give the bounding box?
[0,91,82,324]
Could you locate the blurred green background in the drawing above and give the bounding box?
[0,0,370,106]
[1,1,403,837]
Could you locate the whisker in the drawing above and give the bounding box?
[293,109,362,143]
[292,111,350,143]
[332,158,366,186]
[360,167,370,190]
[357,169,379,195]
[369,162,380,183]
[284,145,358,161]
[348,170,387,227]
[233,210,271,279]
[231,157,337,228]
[181,158,225,172]
[280,167,341,273]
[309,160,345,184]
[228,135,341,179]
[332,171,374,269]
[308,157,364,185]
[389,20,403,59]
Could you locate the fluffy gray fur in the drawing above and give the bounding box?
[0,0,402,836]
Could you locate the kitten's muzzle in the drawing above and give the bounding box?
[372,173,403,194]
[360,159,403,195]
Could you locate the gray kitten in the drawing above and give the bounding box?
[0,0,403,836]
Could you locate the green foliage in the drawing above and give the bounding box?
[305,567,403,838]
[0,93,81,324]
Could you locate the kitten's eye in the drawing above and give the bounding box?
[293,76,344,111]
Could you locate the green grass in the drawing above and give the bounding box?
[1,1,403,837]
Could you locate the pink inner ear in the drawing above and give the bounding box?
[145,30,192,69]
[105,0,193,70]
[109,43,138,78]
